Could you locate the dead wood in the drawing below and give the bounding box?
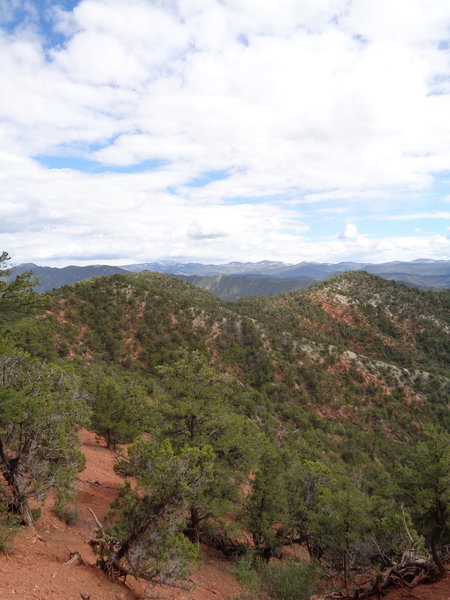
[65,551,87,566]
[324,546,439,600]
[97,555,193,590]
[87,507,103,529]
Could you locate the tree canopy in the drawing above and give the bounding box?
[0,251,39,319]
[0,341,88,526]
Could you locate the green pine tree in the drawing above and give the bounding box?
[0,342,88,527]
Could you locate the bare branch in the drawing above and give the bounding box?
[87,507,103,529]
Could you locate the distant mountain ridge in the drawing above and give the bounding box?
[124,258,450,283]
[11,263,128,293]
[124,259,288,276]
[10,258,450,299]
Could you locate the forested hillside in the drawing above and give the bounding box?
[176,273,315,300]
[1,265,449,599]
[12,270,449,430]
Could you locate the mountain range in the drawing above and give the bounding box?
[10,258,450,300]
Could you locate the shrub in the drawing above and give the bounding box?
[233,552,259,593]
[0,507,20,553]
[54,504,78,526]
[259,561,320,600]
[30,508,42,523]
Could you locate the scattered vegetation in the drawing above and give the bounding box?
[0,505,20,553]
[1,251,450,598]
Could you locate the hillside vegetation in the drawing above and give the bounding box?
[176,273,314,301]
[1,265,450,598]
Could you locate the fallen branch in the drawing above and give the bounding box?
[324,546,439,600]
[87,507,103,529]
[65,551,86,567]
[97,556,193,589]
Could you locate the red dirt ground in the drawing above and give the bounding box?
[0,430,448,600]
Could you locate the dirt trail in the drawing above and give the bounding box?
[0,430,448,600]
[383,576,450,600]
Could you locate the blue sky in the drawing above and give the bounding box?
[1,0,450,266]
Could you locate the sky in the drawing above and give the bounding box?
[1,0,450,267]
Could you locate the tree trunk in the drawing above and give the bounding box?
[198,530,247,556]
[430,531,447,579]
[7,471,35,529]
[187,507,201,544]
[18,499,35,529]
[101,499,169,574]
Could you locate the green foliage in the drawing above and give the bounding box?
[275,440,417,579]
[0,505,20,552]
[4,316,61,360]
[259,561,320,600]
[30,508,42,522]
[308,481,373,578]
[234,555,320,600]
[399,427,450,574]
[233,552,260,593]
[84,366,153,448]
[154,351,261,542]
[97,440,214,585]
[54,503,78,525]
[0,251,40,321]
[245,446,289,558]
[0,341,88,526]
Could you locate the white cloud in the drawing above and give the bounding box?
[1,0,450,264]
[344,0,450,45]
[339,223,359,239]
[374,211,450,221]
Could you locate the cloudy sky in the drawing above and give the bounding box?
[1,0,450,267]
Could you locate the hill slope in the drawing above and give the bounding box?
[11,270,450,435]
[4,269,450,598]
[2,429,448,600]
[176,273,314,300]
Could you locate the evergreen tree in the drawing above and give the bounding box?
[153,351,259,543]
[97,439,214,585]
[0,251,39,318]
[85,368,152,449]
[0,342,88,526]
[401,427,450,577]
[244,445,289,560]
